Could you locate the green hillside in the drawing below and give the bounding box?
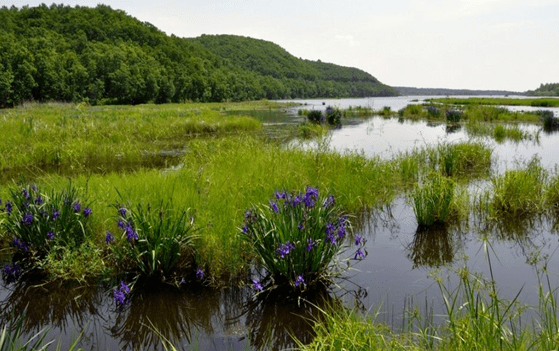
[527,83,559,96]
[0,4,397,107]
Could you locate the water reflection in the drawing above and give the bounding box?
[108,284,221,350]
[0,279,101,334]
[406,225,460,268]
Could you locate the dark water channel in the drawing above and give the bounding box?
[3,97,559,350]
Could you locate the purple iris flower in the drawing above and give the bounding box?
[306,238,315,252]
[270,201,279,213]
[295,275,306,287]
[125,225,138,242]
[35,196,44,205]
[119,207,127,217]
[47,231,54,240]
[73,202,81,213]
[105,231,114,244]
[277,241,295,258]
[355,235,363,246]
[252,279,263,292]
[13,238,28,252]
[83,207,92,217]
[354,249,366,260]
[196,268,205,280]
[22,188,30,201]
[22,213,34,226]
[52,209,60,221]
[5,201,13,215]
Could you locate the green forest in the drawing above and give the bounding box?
[0,4,398,107]
[527,83,559,96]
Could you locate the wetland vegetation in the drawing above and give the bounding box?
[1,95,559,349]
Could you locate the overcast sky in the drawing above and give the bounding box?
[8,0,559,92]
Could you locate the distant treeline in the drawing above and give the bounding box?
[394,86,523,96]
[0,4,397,108]
[527,83,559,97]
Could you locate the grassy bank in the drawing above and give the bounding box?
[428,97,559,107]
[0,101,272,173]
[0,133,494,283]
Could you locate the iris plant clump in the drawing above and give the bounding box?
[108,201,196,282]
[241,186,367,292]
[0,183,92,279]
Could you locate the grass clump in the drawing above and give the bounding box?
[412,172,462,227]
[480,157,546,219]
[0,182,94,280]
[240,187,366,291]
[429,97,559,107]
[431,142,492,177]
[107,201,196,283]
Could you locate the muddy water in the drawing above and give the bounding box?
[3,97,559,350]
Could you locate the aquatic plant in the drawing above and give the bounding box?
[445,109,462,123]
[1,182,93,271]
[241,187,366,291]
[412,172,457,227]
[114,280,131,310]
[325,106,342,126]
[425,105,442,118]
[482,157,546,219]
[109,201,196,281]
[307,110,325,124]
[432,142,492,177]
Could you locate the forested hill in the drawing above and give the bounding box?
[0,4,397,107]
[527,83,559,97]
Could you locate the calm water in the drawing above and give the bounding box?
[3,97,559,350]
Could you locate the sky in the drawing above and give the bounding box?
[7,0,559,92]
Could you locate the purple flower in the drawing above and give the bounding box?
[83,207,92,217]
[35,196,44,205]
[244,209,252,220]
[252,279,263,292]
[275,192,286,200]
[22,188,30,201]
[105,231,114,244]
[180,278,186,285]
[270,201,279,213]
[22,213,34,226]
[354,249,366,260]
[114,289,126,309]
[291,195,302,207]
[119,280,130,294]
[306,238,315,252]
[298,222,305,231]
[2,263,22,283]
[117,219,125,229]
[196,268,204,280]
[277,241,295,258]
[302,194,315,208]
[242,225,249,234]
[13,238,28,252]
[295,275,306,288]
[355,235,363,246]
[47,231,54,240]
[325,222,335,236]
[337,226,346,239]
[323,194,335,208]
[306,186,319,199]
[5,201,13,215]
[30,184,37,192]
[52,209,60,221]
[72,202,81,213]
[125,225,138,242]
[118,207,127,217]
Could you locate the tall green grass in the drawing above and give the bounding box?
[297,257,559,351]
[478,157,546,219]
[0,102,264,172]
[429,97,559,108]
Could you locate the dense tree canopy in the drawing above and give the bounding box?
[527,83,559,97]
[0,4,398,107]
